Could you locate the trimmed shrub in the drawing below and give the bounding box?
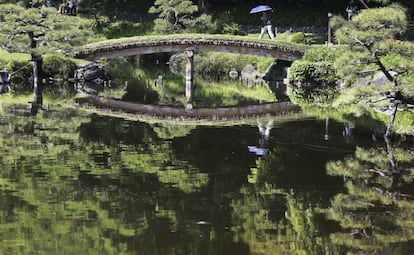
[43,54,78,81]
[288,60,337,86]
[220,22,246,35]
[290,32,306,44]
[288,61,315,84]
[288,47,342,86]
[195,54,230,82]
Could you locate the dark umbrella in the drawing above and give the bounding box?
[249,5,272,14]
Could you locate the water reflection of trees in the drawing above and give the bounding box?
[230,126,414,254]
[0,105,212,254]
[4,103,414,254]
[231,145,344,254]
[326,136,414,254]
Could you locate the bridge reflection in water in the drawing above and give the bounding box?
[76,95,302,120]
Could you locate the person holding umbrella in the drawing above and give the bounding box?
[250,5,275,40]
[260,11,275,39]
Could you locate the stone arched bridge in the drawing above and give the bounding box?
[74,34,309,61]
[73,34,309,116]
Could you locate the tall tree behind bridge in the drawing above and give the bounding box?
[149,0,215,34]
[0,4,95,54]
[78,0,154,28]
[77,0,109,31]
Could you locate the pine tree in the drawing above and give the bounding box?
[330,3,413,88]
[0,3,94,110]
[0,4,94,55]
[148,0,215,34]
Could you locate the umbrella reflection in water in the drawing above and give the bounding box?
[248,120,273,156]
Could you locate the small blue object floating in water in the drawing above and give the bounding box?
[248,146,269,156]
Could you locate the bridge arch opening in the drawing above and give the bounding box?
[75,35,306,111]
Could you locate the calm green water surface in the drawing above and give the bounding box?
[1,104,414,255]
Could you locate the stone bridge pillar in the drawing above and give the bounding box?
[185,49,194,111]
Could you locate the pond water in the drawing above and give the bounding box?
[1,103,414,255]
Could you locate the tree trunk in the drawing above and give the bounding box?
[385,103,398,138]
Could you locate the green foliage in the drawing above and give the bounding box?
[289,47,342,87]
[331,49,373,86]
[0,50,78,94]
[189,13,216,33]
[330,6,414,133]
[290,32,306,44]
[295,5,414,136]
[78,0,115,31]
[302,46,346,62]
[151,123,195,139]
[193,80,276,107]
[326,143,414,253]
[277,31,322,45]
[195,52,229,82]
[169,50,275,84]
[148,0,215,34]
[106,57,159,103]
[220,22,244,35]
[0,104,216,254]
[288,61,337,86]
[212,11,246,35]
[377,41,414,75]
[0,0,21,4]
[288,61,315,83]
[43,54,77,80]
[0,4,97,55]
[102,21,154,39]
[289,85,337,110]
[333,5,408,44]
[0,50,31,92]
[41,54,79,98]
[105,53,276,107]
[78,0,153,17]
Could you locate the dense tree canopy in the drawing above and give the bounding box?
[288,0,414,135]
[148,0,215,34]
[0,3,95,55]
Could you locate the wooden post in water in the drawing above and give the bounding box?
[324,117,329,141]
[185,49,194,111]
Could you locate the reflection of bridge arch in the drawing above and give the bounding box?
[74,34,308,61]
[77,95,302,119]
